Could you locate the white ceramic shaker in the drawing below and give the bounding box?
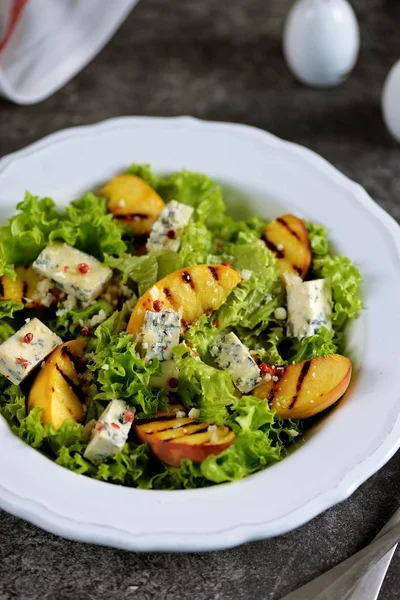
[382,60,400,142]
[283,0,360,88]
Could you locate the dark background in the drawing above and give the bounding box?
[0,1,400,598]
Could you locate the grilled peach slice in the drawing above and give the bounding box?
[127,264,242,336]
[253,354,351,419]
[101,173,165,236]
[263,214,311,279]
[135,413,235,467]
[28,338,86,428]
[0,265,57,308]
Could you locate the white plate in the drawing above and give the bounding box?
[1,116,400,552]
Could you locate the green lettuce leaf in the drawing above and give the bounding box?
[128,165,225,217]
[288,326,338,363]
[184,236,282,358]
[105,253,158,296]
[173,343,237,423]
[0,385,152,487]
[0,300,25,343]
[49,299,113,340]
[50,193,127,259]
[314,256,363,331]
[307,221,331,258]
[0,192,61,276]
[237,325,286,365]
[0,320,17,343]
[149,459,207,490]
[307,221,362,333]
[56,442,151,486]
[125,163,162,190]
[0,299,24,319]
[200,397,301,483]
[87,327,164,418]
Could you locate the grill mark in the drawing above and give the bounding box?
[265,239,284,259]
[293,265,303,276]
[277,217,301,240]
[268,382,277,402]
[182,271,195,289]
[114,213,149,221]
[141,418,195,432]
[163,287,172,299]
[55,363,84,402]
[21,280,28,304]
[208,266,219,281]
[0,278,4,298]
[61,345,84,372]
[289,361,312,409]
[146,423,209,437]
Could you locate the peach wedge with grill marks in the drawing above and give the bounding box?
[127,264,242,336]
[252,354,352,419]
[135,412,235,467]
[101,173,165,236]
[263,213,311,279]
[0,265,57,308]
[28,338,86,429]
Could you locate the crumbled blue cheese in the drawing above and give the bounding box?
[240,269,253,281]
[33,242,112,302]
[287,278,332,339]
[274,307,287,320]
[146,200,194,253]
[209,331,261,394]
[139,309,181,362]
[283,272,303,287]
[0,318,62,385]
[83,399,134,464]
[188,407,200,419]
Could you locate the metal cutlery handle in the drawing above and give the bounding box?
[280,510,400,600]
[345,506,400,600]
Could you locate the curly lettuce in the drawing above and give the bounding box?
[184,233,283,359]
[173,343,237,423]
[86,314,165,418]
[0,168,362,492]
[50,193,127,259]
[49,299,113,340]
[105,253,158,297]
[0,192,60,277]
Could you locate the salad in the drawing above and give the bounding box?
[0,165,362,489]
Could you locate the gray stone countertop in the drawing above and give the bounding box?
[0,0,400,598]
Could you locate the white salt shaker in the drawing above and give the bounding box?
[283,0,360,88]
[382,60,400,142]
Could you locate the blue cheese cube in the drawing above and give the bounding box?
[287,278,333,339]
[139,309,181,362]
[146,200,194,253]
[209,331,261,394]
[83,399,134,464]
[0,318,62,385]
[33,242,112,302]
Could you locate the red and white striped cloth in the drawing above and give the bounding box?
[0,0,139,104]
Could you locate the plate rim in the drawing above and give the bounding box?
[1,115,400,552]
